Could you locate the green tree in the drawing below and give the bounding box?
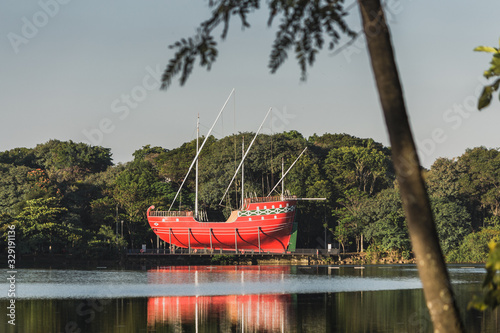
[475,38,500,110]
[0,164,35,215]
[0,147,38,168]
[447,228,500,263]
[426,158,472,255]
[133,145,168,163]
[33,139,112,174]
[431,198,471,256]
[333,222,350,254]
[0,212,15,251]
[362,188,410,254]
[324,143,392,251]
[86,225,127,259]
[334,189,368,252]
[457,147,500,228]
[325,144,392,195]
[89,196,117,231]
[114,159,177,248]
[426,157,464,200]
[156,136,216,186]
[11,197,77,254]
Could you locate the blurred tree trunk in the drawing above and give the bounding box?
[357,0,464,331]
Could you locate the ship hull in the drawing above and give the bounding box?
[147,198,297,252]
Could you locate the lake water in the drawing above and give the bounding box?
[0,265,498,332]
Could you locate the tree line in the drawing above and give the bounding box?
[0,133,498,261]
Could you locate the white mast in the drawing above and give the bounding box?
[219,107,273,206]
[168,88,235,211]
[267,147,308,197]
[281,157,284,200]
[241,138,244,208]
[195,114,199,220]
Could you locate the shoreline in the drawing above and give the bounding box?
[2,251,486,270]
[0,252,424,270]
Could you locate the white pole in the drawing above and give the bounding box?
[195,114,199,219]
[281,157,284,200]
[169,88,235,211]
[241,138,244,208]
[235,228,238,253]
[258,227,261,253]
[267,147,308,197]
[220,107,272,205]
[210,228,213,251]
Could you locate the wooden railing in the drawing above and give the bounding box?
[149,211,193,217]
[243,195,297,205]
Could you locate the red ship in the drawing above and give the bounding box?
[147,92,310,253]
[147,196,297,252]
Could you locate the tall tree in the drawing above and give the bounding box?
[357,1,463,330]
[334,188,368,252]
[114,159,177,248]
[34,140,113,174]
[12,197,75,254]
[426,158,472,255]
[431,197,471,256]
[0,164,35,215]
[325,144,391,195]
[159,1,464,330]
[457,147,500,226]
[362,187,410,254]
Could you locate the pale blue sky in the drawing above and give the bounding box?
[1,0,499,168]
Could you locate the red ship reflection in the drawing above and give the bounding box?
[148,265,291,284]
[147,266,293,331]
[147,294,292,332]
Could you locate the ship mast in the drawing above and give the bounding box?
[195,114,199,220]
[168,88,235,211]
[267,147,308,197]
[220,107,272,206]
[241,137,244,208]
[281,157,284,200]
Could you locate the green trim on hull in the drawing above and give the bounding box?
[287,218,298,252]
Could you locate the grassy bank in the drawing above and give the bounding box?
[2,251,425,270]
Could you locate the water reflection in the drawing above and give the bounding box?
[147,266,292,332]
[148,294,291,332]
[2,265,427,299]
[148,265,290,285]
[1,265,499,332]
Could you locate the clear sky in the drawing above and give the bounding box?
[1,0,499,168]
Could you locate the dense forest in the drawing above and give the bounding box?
[0,132,499,262]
